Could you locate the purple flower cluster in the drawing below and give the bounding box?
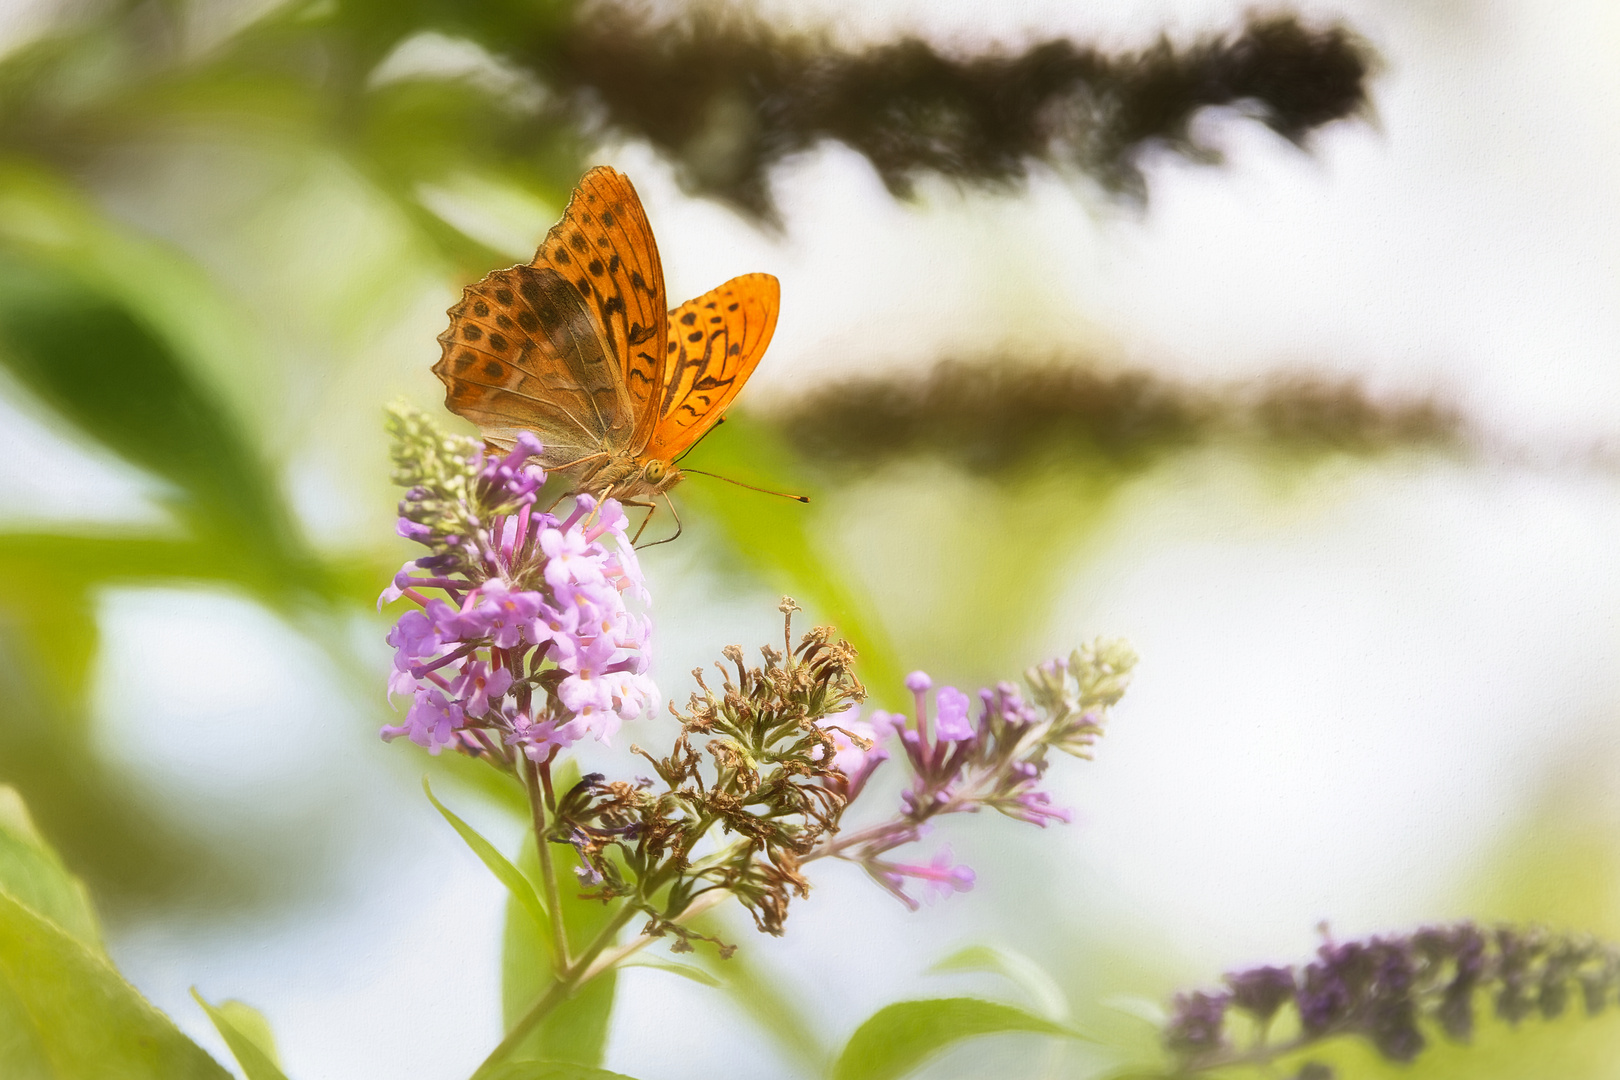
[1165,922,1620,1076]
[810,643,1133,910]
[380,408,656,760]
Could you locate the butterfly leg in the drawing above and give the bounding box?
[635,493,683,548]
[620,498,659,545]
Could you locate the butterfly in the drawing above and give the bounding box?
[433,165,779,513]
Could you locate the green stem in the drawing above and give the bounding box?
[471,900,644,1078]
[524,754,570,970]
[579,887,732,982]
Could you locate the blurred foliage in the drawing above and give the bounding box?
[194,992,290,1080]
[543,8,1373,220]
[0,0,1379,913]
[4,2,1589,1078]
[829,997,1079,1080]
[779,361,1464,479]
[0,784,231,1077]
[503,763,619,1067]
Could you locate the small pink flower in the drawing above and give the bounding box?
[449,660,513,718]
[558,635,619,713]
[382,688,465,755]
[540,528,606,588]
[934,686,974,742]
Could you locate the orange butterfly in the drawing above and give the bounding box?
[433,166,778,513]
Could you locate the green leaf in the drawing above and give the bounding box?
[830,998,1080,1080]
[929,944,1069,1022]
[478,1062,643,1080]
[423,777,552,958]
[192,990,289,1080]
[619,957,722,988]
[0,886,230,1078]
[0,784,100,949]
[501,761,617,1066]
[0,250,308,579]
[681,912,828,1069]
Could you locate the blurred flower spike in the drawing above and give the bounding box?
[378,404,656,759]
[813,640,1137,909]
[1166,922,1620,1078]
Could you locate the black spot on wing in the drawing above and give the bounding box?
[680,312,697,326]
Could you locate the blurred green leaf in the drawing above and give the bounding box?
[0,887,230,1078]
[0,569,258,911]
[619,957,722,988]
[677,411,901,691]
[929,944,1070,1023]
[424,776,552,957]
[480,1062,642,1080]
[682,912,827,1071]
[192,991,289,1080]
[0,784,100,950]
[830,998,1080,1080]
[502,761,617,1066]
[0,255,301,564]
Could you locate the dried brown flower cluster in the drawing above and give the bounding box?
[549,600,866,946]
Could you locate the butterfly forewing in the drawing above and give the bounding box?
[645,272,780,462]
[436,167,780,501]
[530,166,668,450]
[434,264,628,469]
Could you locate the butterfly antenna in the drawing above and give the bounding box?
[683,469,809,503]
[673,417,725,465]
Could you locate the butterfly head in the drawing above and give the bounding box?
[636,457,686,496]
[587,453,683,500]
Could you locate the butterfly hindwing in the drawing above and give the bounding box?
[436,167,780,499]
[434,264,628,468]
[645,272,780,462]
[530,166,668,451]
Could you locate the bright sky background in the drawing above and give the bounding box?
[4,1,1620,1078]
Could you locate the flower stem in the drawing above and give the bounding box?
[470,900,644,1078]
[578,888,733,982]
[523,754,570,970]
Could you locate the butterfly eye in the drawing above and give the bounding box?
[642,459,667,483]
